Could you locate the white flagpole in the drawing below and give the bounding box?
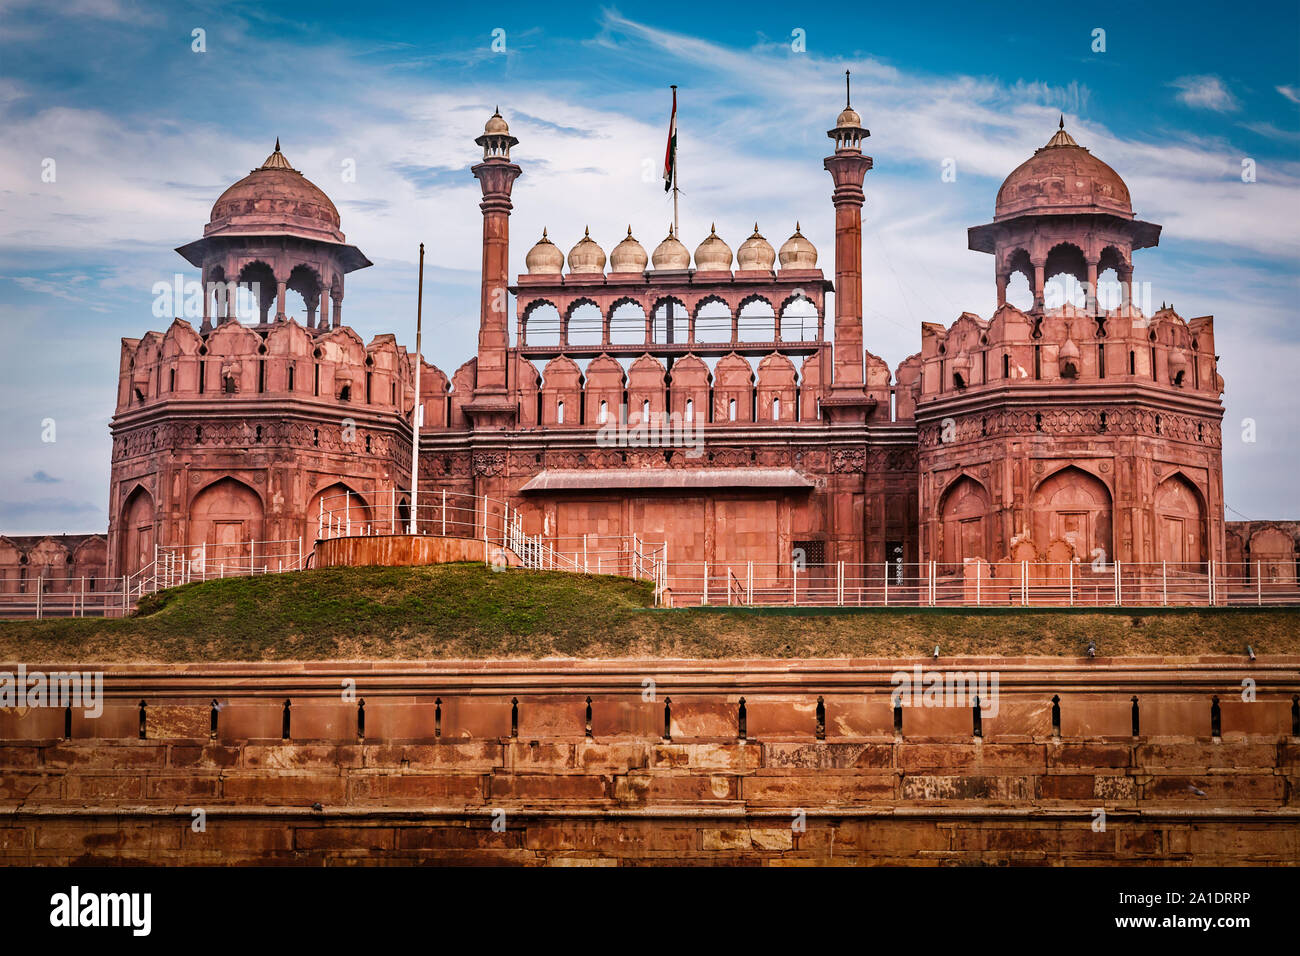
[408,242,424,535]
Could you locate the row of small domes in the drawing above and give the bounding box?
[525,224,817,275]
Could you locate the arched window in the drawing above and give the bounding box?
[557,400,565,424]
[772,397,781,420]
[728,398,737,421]
[642,399,650,422]
[598,400,608,424]
[685,399,694,422]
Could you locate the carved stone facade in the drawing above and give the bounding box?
[19,99,1263,591]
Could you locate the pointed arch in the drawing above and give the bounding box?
[938,473,991,567]
[308,481,373,537]
[1031,465,1112,560]
[188,477,265,559]
[118,484,156,578]
[1154,471,1207,567]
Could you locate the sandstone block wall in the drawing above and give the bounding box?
[2,689,1296,865]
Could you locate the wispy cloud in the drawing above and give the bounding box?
[1171,74,1239,112]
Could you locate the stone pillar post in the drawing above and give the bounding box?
[276,280,287,321]
[1086,258,1099,314]
[821,95,875,425]
[995,272,1009,308]
[466,113,522,430]
[201,267,212,332]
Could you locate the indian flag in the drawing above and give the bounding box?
[663,87,677,193]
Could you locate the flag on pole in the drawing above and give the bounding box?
[663,87,677,193]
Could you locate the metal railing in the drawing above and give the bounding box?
[315,489,669,603]
[0,539,311,620]
[657,559,1300,608]
[9,497,1299,618]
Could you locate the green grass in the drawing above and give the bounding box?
[0,563,1296,662]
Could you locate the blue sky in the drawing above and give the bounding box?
[1,0,1298,533]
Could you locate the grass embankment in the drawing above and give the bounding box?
[0,563,1296,663]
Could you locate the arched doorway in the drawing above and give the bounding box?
[118,486,155,578]
[1247,528,1294,583]
[188,478,264,569]
[307,482,373,538]
[1031,466,1112,561]
[939,475,991,569]
[1155,474,1206,567]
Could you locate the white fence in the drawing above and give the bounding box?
[656,559,1300,608]
[0,538,310,620]
[8,489,1298,617]
[316,490,669,602]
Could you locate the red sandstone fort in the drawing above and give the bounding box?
[5,94,1298,599]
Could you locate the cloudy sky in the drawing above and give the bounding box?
[1,0,1297,533]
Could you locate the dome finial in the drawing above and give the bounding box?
[846,70,852,108]
[274,136,281,152]
[1059,114,1065,130]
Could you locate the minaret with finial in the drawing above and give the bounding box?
[822,70,874,421]
[466,107,521,430]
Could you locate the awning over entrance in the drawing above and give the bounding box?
[519,468,815,493]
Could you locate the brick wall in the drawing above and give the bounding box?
[2,690,1296,865]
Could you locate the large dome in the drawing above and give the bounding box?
[994,121,1132,222]
[206,141,344,242]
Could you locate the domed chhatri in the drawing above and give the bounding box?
[778,223,818,270]
[609,226,649,273]
[207,140,344,243]
[737,223,776,271]
[651,226,691,271]
[475,107,518,160]
[835,106,862,129]
[483,107,510,136]
[525,228,564,275]
[693,223,733,272]
[995,117,1132,222]
[566,227,607,274]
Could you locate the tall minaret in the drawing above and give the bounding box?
[822,73,874,423]
[466,108,521,429]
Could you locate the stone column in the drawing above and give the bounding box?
[201,267,212,332]
[276,280,287,321]
[823,150,873,388]
[468,149,523,428]
[995,272,1009,309]
[319,290,330,328]
[1032,260,1046,311]
[1086,258,1099,314]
